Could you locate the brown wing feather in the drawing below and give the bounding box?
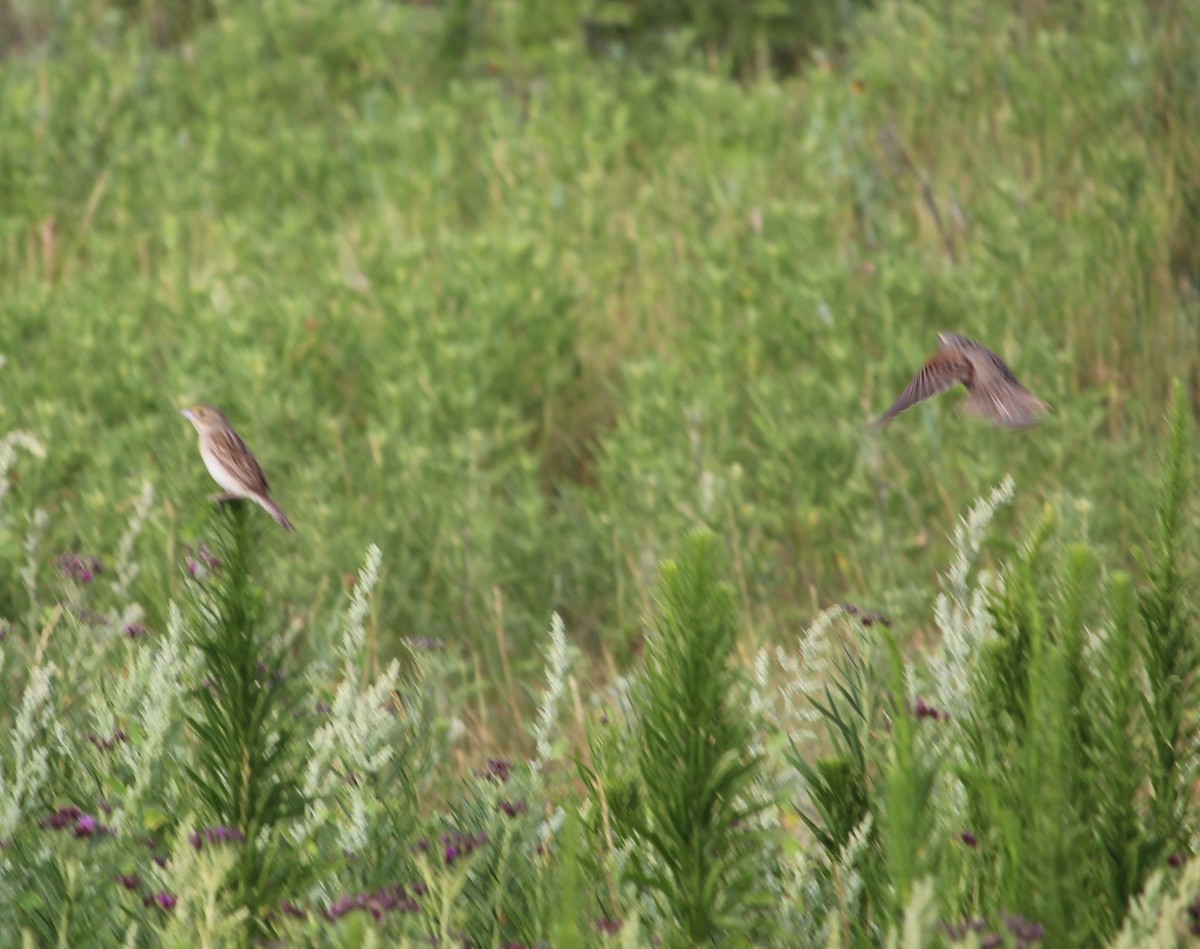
[209,428,272,496]
[950,336,1048,428]
[946,334,1024,387]
[878,350,971,425]
[962,377,1048,427]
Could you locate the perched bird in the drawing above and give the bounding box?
[877,331,1048,429]
[180,405,295,531]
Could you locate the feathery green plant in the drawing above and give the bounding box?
[6,0,1199,679]
[620,529,770,946]
[2,2,1200,940]
[295,544,403,857]
[183,502,307,942]
[784,401,1196,948]
[878,634,937,923]
[1138,379,1196,856]
[1087,570,1147,935]
[789,614,875,857]
[783,607,886,946]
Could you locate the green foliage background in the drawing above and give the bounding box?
[1,0,1197,696]
[6,4,1200,945]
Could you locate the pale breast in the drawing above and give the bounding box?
[200,442,257,498]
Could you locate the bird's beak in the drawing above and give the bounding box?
[180,408,195,422]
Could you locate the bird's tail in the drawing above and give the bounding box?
[258,495,296,532]
[963,382,1049,429]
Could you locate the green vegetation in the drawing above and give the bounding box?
[1,0,1199,945]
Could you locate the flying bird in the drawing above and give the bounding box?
[180,405,295,531]
[877,331,1048,429]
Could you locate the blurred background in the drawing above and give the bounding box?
[1,0,1197,722]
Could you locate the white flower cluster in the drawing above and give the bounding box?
[0,429,45,521]
[533,612,572,768]
[296,544,401,854]
[109,481,155,632]
[1110,857,1200,948]
[0,663,57,840]
[929,476,1015,722]
[773,605,841,747]
[97,603,199,832]
[0,419,48,634]
[20,509,49,625]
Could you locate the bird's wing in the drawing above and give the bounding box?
[962,379,1048,427]
[878,349,971,425]
[954,337,1048,428]
[950,334,1024,387]
[208,428,272,495]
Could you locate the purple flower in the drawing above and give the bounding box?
[116,873,140,891]
[57,553,104,584]
[840,603,892,628]
[87,731,130,753]
[401,636,445,651]
[941,914,1042,948]
[280,900,306,919]
[440,830,488,866]
[254,661,284,684]
[39,806,112,839]
[183,543,221,580]
[72,606,110,627]
[1002,913,1045,944]
[475,758,511,784]
[144,892,177,911]
[326,896,354,920]
[597,918,623,935]
[959,830,978,848]
[189,825,245,851]
[940,918,991,943]
[123,623,148,639]
[40,805,83,830]
[913,697,946,721]
[141,838,167,866]
[498,799,528,818]
[324,884,420,923]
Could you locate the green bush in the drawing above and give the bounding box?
[2,2,1200,942]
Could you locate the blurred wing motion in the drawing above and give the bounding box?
[877,332,1048,429]
[877,349,971,426]
[953,334,1048,428]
